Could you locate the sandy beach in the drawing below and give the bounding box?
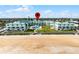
[0,35,79,54]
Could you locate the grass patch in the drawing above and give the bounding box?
[25,29,34,32]
[37,26,76,34]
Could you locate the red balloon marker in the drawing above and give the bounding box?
[35,12,40,20]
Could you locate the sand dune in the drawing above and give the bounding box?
[0,35,79,54]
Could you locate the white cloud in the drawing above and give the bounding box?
[15,6,30,12]
[71,13,79,18]
[44,10,52,14]
[58,10,79,18]
[5,5,30,13]
[1,7,79,18]
[59,10,71,18]
[43,10,79,18]
[44,10,54,18]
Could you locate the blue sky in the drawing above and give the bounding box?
[0,5,79,18]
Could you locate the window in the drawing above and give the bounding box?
[63,27,65,29]
[17,29,20,31]
[12,27,15,28]
[8,27,10,28]
[22,29,24,31]
[66,26,69,29]
[21,27,24,28]
[7,29,10,31]
[58,26,61,28]
[16,27,19,28]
